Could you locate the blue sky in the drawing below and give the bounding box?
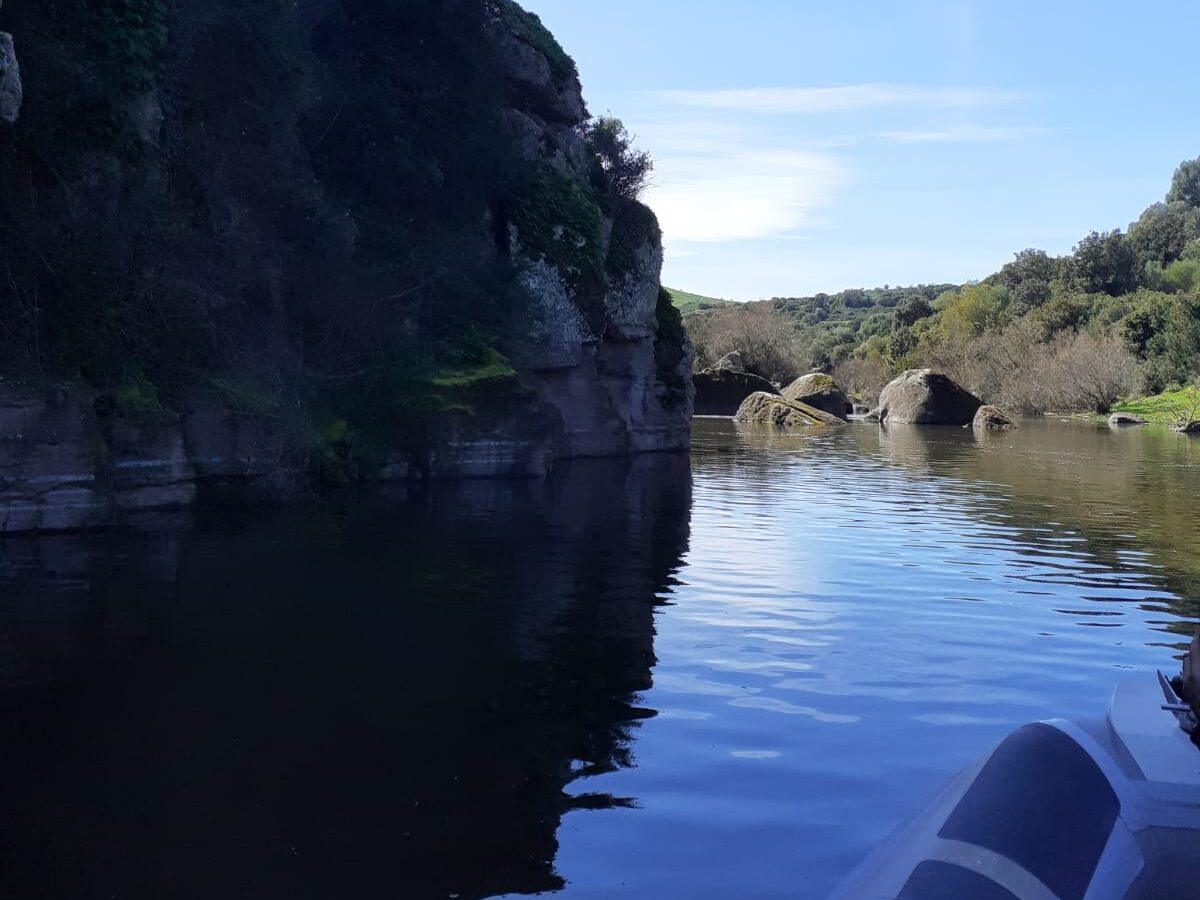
[522,1,1200,300]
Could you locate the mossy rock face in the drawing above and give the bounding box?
[605,197,662,280]
[654,287,689,404]
[973,404,1017,431]
[512,167,606,332]
[512,168,603,282]
[734,392,845,428]
[781,372,850,420]
[493,0,578,87]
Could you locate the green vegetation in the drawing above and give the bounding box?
[1112,385,1200,425]
[682,155,1200,414]
[512,167,604,290]
[666,287,732,316]
[96,0,168,92]
[654,288,689,401]
[112,376,164,420]
[770,284,955,369]
[0,1,683,481]
[606,198,661,279]
[428,338,519,393]
[583,117,653,201]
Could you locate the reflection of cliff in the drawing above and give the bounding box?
[0,454,692,899]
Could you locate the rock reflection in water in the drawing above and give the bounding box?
[0,453,692,900]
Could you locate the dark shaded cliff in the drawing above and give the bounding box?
[0,0,692,529]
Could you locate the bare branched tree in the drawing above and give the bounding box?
[686,303,804,384]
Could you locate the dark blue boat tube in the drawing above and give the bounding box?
[829,676,1200,899]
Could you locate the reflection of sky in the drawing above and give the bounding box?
[552,420,1199,899]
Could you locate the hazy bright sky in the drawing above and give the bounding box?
[522,1,1200,300]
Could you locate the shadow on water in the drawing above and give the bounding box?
[0,453,693,900]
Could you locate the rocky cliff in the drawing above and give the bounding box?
[0,0,692,531]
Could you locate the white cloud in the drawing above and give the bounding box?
[646,149,849,243]
[652,83,1022,115]
[878,124,1042,143]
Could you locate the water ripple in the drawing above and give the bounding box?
[555,418,1200,899]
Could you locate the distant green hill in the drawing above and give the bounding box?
[768,284,958,366]
[665,287,732,316]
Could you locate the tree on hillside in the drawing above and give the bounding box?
[892,295,934,329]
[1128,202,1200,268]
[997,248,1058,314]
[1064,230,1138,296]
[1168,157,1200,208]
[885,295,934,362]
[841,289,872,308]
[935,284,1007,342]
[581,116,653,200]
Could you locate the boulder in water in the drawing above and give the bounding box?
[872,369,981,426]
[973,405,1016,431]
[694,370,779,416]
[1175,420,1200,434]
[781,372,850,419]
[1108,412,1147,427]
[733,392,845,428]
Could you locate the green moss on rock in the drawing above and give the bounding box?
[113,377,164,418]
[97,0,169,92]
[606,198,662,280]
[512,168,603,285]
[654,287,688,401]
[493,0,577,86]
[430,344,518,391]
[734,392,845,428]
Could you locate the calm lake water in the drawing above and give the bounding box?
[2,418,1198,899]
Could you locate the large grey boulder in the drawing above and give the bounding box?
[694,369,778,416]
[734,392,845,428]
[873,369,981,425]
[781,372,850,419]
[973,404,1016,431]
[0,32,21,124]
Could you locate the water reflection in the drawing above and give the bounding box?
[0,453,692,900]
[873,420,1200,638]
[3,418,1198,900]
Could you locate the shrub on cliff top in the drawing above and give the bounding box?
[583,116,654,201]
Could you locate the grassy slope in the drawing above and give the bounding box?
[665,287,732,316]
[1112,385,1200,424]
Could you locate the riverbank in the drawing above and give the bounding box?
[1110,385,1200,425]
